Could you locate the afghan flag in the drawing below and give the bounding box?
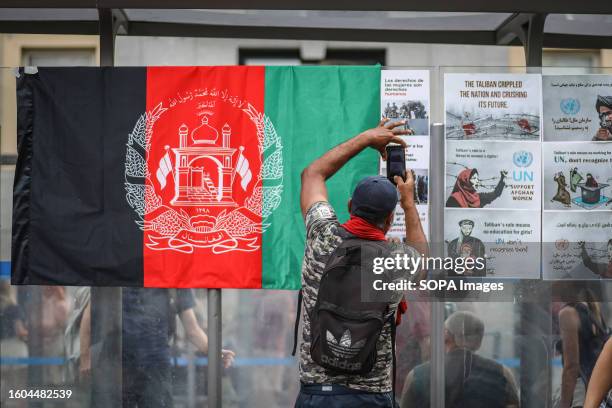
[12,66,380,288]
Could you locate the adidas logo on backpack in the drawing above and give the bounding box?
[327,330,366,359]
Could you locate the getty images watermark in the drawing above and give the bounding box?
[370,252,504,292]
[358,243,510,303]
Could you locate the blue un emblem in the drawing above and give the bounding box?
[513,151,533,167]
[560,98,580,115]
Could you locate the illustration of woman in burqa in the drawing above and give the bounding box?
[580,239,612,279]
[446,168,507,208]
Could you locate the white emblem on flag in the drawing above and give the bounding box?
[124,94,284,255]
[235,146,252,191]
[156,146,173,190]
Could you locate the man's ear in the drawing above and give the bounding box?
[385,211,394,230]
[444,328,454,347]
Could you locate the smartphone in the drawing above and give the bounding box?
[385,145,406,185]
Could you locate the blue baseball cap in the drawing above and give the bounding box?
[350,176,399,222]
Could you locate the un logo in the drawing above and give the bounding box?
[560,98,580,115]
[513,150,533,167]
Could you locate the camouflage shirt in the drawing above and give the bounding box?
[299,201,419,393]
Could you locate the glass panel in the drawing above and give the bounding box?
[124,10,512,31]
[222,289,299,407]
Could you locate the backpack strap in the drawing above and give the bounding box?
[291,289,303,356]
[390,312,398,405]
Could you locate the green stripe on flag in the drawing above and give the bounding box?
[262,65,381,289]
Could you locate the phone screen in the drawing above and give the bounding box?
[386,146,406,184]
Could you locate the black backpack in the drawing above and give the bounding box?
[292,229,397,377]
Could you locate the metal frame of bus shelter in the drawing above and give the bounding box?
[3,3,612,408]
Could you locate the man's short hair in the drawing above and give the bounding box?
[445,311,484,351]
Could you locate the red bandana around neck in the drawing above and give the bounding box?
[342,214,387,241]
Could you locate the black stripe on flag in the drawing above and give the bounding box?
[12,67,146,286]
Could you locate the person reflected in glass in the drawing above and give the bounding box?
[584,339,612,408]
[40,286,70,387]
[0,280,29,408]
[78,288,235,408]
[401,311,519,408]
[123,288,235,408]
[558,290,610,408]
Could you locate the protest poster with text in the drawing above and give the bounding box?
[543,211,611,280]
[444,209,540,279]
[444,73,542,279]
[543,142,612,211]
[381,69,430,239]
[543,75,612,142]
[542,75,611,280]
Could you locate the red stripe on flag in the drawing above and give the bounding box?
[144,66,264,288]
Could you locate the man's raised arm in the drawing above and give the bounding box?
[395,172,428,257]
[300,119,408,217]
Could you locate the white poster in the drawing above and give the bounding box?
[543,211,612,280]
[543,75,612,142]
[445,73,541,141]
[444,209,541,279]
[445,140,541,210]
[543,142,612,210]
[382,69,430,136]
[381,69,430,239]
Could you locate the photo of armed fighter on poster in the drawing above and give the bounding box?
[543,142,612,210]
[444,209,540,279]
[543,75,612,142]
[543,211,612,280]
[445,73,541,141]
[445,141,540,210]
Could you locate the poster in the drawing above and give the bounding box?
[444,209,540,279]
[542,75,611,279]
[543,142,612,210]
[445,73,541,141]
[382,69,430,136]
[446,140,541,210]
[543,211,612,280]
[444,73,542,279]
[543,75,612,142]
[380,69,430,239]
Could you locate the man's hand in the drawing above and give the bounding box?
[300,119,409,217]
[79,354,91,383]
[594,128,611,141]
[361,118,409,160]
[395,170,415,210]
[222,349,236,369]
